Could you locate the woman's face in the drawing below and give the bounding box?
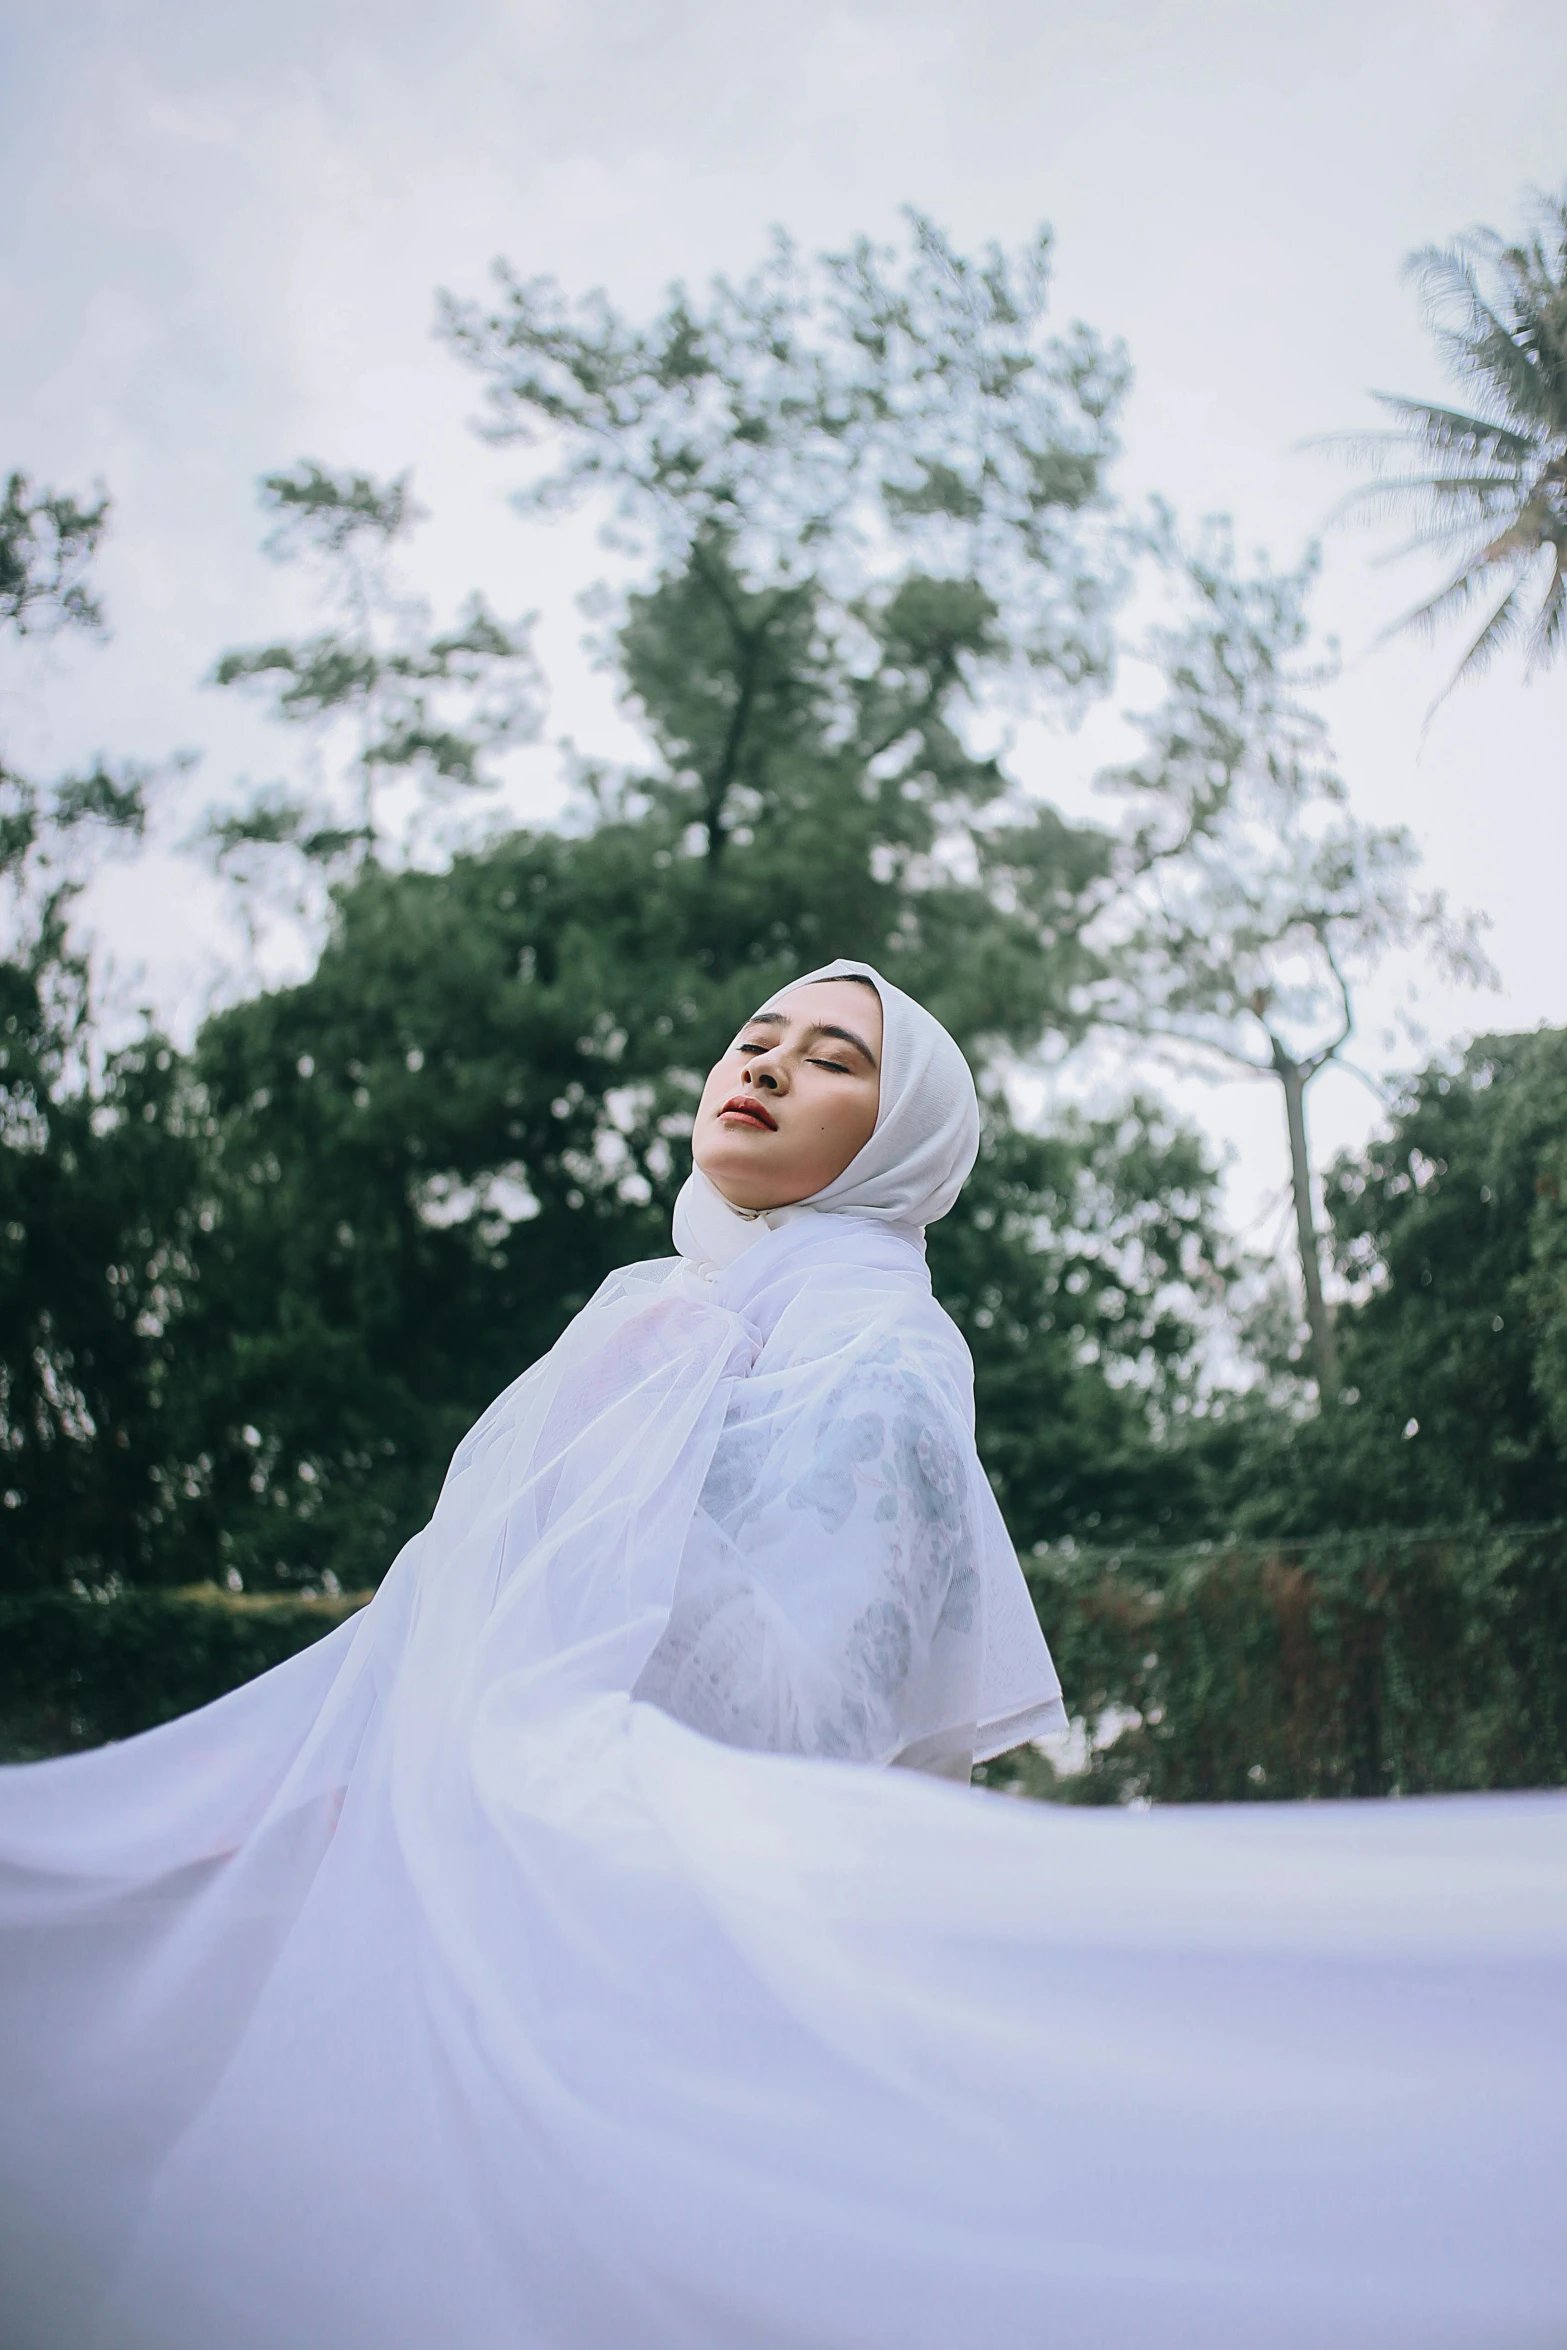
[692,979,883,1212]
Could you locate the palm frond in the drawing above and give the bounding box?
[1365,520,1526,573]
[1366,395,1533,464]
[1344,469,1527,514]
[1449,580,1526,685]
[1410,248,1532,398]
[1417,238,1545,393]
[1383,560,1495,644]
[1528,550,1567,668]
[1336,184,1567,689]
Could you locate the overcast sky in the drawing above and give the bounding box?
[3,0,1565,1238]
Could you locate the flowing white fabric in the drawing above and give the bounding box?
[2,1037,1565,2345]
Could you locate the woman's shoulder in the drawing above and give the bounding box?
[751,1257,973,1419]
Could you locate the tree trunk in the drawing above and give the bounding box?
[1275,1046,1338,1397]
[703,635,761,868]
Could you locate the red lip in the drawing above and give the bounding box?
[718,1095,777,1131]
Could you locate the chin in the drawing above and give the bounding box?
[697,1145,797,1212]
[701,1167,777,1210]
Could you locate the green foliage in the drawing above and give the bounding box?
[441,213,1130,691]
[607,532,1113,1033]
[208,459,542,875]
[0,1024,198,1595]
[0,468,150,1006]
[1,473,196,1600]
[1324,1030,1567,1522]
[0,1584,361,1761]
[931,1103,1228,1547]
[1526,1114,1567,1457]
[438,216,1133,1048]
[0,470,109,636]
[1094,516,1488,1392]
[168,833,675,1592]
[1338,182,1567,685]
[1020,1525,1567,1802]
[256,459,418,555]
[1168,1029,1567,1539]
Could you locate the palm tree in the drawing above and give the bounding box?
[1341,186,1567,691]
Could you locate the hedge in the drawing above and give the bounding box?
[4,1526,1566,1798]
[998,1522,1567,1802]
[0,1586,368,1763]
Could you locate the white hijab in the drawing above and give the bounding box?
[671,958,981,1275]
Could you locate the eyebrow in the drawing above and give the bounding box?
[743,1010,879,1068]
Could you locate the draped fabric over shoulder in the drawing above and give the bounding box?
[1,964,1564,2350]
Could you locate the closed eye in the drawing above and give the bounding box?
[731,1030,867,1076]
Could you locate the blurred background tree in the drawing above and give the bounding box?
[1186,1030,1567,1538]
[439,212,1135,1035]
[0,477,197,1595]
[205,460,543,918]
[1092,518,1491,1394]
[1339,182,1567,692]
[440,212,1129,689]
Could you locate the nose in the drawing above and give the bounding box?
[744,1046,787,1093]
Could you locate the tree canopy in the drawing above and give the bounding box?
[1,478,194,1595]
[1092,517,1489,1391]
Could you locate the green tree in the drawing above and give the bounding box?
[439,215,1131,961]
[0,478,196,1594]
[207,460,543,894]
[607,532,1112,1037]
[441,213,1130,703]
[1094,519,1488,1396]
[1198,1031,1567,1537]
[1,470,109,635]
[168,827,677,1592]
[166,459,1192,1597]
[172,512,1120,1593]
[931,1100,1230,1548]
[1325,1029,1567,1524]
[1339,184,1567,689]
[1524,1089,1567,1458]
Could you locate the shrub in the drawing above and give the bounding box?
[1013,1524,1567,1801]
[0,1585,364,1761]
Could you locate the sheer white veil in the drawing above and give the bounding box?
[671,958,981,1275]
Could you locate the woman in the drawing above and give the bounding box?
[1,961,1563,2350]
[642,962,1063,1777]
